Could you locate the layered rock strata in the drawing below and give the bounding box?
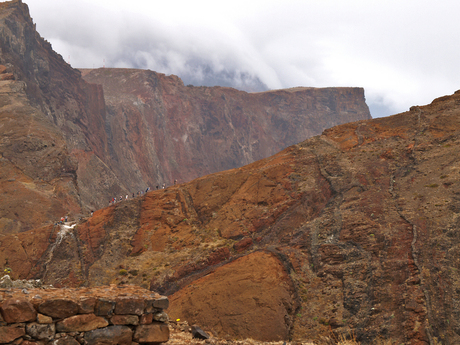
[2,89,460,343]
[0,284,169,344]
[81,68,371,196]
[0,0,371,233]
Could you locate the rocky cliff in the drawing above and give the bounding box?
[80,68,371,194]
[0,0,371,233]
[3,89,460,344]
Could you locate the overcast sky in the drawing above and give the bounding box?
[23,0,460,118]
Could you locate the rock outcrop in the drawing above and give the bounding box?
[0,0,371,233]
[3,89,460,344]
[80,68,371,195]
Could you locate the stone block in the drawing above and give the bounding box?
[114,297,144,315]
[0,73,14,81]
[140,313,153,325]
[0,324,25,343]
[153,311,169,322]
[111,314,139,325]
[95,298,115,316]
[53,337,80,345]
[0,298,37,323]
[22,341,46,345]
[37,313,53,324]
[85,325,133,345]
[133,323,169,343]
[26,322,55,340]
[145,296,169,312]
[78,297,96,314]
[38,299,79,319]
[56,313,108,332]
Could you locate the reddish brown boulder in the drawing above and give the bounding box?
[84,325,133,345]
[78,297,96,314]
[233,237,253,252]
[56,313,108,332]
[25,322,55,340]
[0,324,25,343]
[133,323,169,343]
[95,298,115,316]
[111,314,139,325]
[38,299,79,319]
[0,298,37,323]
[140,313,153,325]
[0,73,13,80]
[37,313,53,324]
[114,297,144,315]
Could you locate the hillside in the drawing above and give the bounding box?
[0,0,371,233]
[2,89,460,344]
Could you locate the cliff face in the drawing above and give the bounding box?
[0,0,115,225]
[4,90,460,344]
[80,68,371,196]
[0,0,371,233]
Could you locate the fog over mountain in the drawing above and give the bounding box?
[24,0,460,118]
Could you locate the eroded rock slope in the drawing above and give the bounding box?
[3,90,460,344]
[0,0,371,233]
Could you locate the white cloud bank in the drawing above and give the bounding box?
[24,0,460,118]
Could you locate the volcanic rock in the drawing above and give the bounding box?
[191,325,210,340]
[0,0,370,235]
[5,88,460,343]
[0,298,36,323]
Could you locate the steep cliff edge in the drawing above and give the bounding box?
[3,90,460,344]
[80,68,371,196]
[0,0,371,232]
[0,0,118,222]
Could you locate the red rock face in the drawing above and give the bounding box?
[168,251,297,341]
[6,91,460,343]
[0,1,371,232]
[6,1,460,344]
[81,68,371,197]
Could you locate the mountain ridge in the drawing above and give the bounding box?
[0,0,371,234]
[2,89,460,343]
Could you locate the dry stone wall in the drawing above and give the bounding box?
[0,284,169,344]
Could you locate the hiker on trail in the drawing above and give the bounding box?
[60,216,64,224]
[174,179,177,185]
[65,216,68,222]
[91,210,94,216]
[162,183,165,189]
[156,185,159,190]
[132,193,135,198]
[126,194,128,200]
[119,196,122,202]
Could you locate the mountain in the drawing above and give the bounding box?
[2,89,460,344]
[80,68,371,199]
[0,0,370,234]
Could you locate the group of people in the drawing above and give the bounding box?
[54,180,180,225]
[107,179,178,207]
[58,215,68,224]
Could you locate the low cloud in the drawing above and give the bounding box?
[25,0,460,118]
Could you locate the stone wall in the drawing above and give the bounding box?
[0,284,169,344]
